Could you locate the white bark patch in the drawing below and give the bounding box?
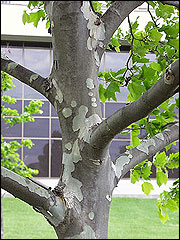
[29,74,39,84]
[7,62,18,71]
[88,92,93,97]
[65,142,72,151]
[92,103,97,108]
[71,101,77,108]
[72,105,102,143]
[88,211,94,220]
[111,161,117,176]
[86,78,95,90]
[115,156,131,178]
[91,97,96,102]
[106,195,112,202]
[155,133,164,141]
[69,224,96,239]
[52,78,63,104]
[136,139,156,155]
[62,108,72,118]
[164,64,174,85]
[125,150,133,159]
[62,140,83,202]
[81,1,105,67]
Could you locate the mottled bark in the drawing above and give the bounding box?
[1,1,179,239]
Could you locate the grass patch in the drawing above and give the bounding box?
[2,197,179,239]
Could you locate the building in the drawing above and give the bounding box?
[1,1,179,197]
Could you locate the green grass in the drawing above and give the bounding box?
[2,197,179,239]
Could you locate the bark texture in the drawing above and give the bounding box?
[1,1,179,239]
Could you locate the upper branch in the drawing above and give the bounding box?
[113,122,179,182]
[1,55,53,102]
[90,59,179,150]
[160,1,179,9]
[101,1,144,47]
[1,166,66,227]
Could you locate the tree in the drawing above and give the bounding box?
[1,1,179,239]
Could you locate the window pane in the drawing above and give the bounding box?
[24,100,49,116]
[51,140,62,177]
[3,100,22,114]
[1,119,22,137]
[1,46,23,64]
[51,104,58,117]
[23,139,49,177]
[5,78,22,98]
[24,84,46,100]
[105,102,126,118]
[51,119,62,138]
[24,118,49,138]
[105,52,129,72]
[24,47,51,78]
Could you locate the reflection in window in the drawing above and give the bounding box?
[105,102,126,118]
[51,140,62,177]
[24,139,49,177]
[51,119,62,138]
[1,119,22,137]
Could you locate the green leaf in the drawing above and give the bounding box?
[168,39,179,50]
[22,11,30,25]
[166,199,179,212]
[149,62,161,72]
[142,182,154,196]
[99,83,107,104]
[156,169,168,187]
[104,82,120,101]
[149,29,163,42]
[128,81,145,100]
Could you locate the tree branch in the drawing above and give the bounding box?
[113,122,179,181]
[101,1,144,48]
[1,55,53,102]
[160,1,179,9]
[1,166,66,227]
[90,59,179,149]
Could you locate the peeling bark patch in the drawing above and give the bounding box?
[155,133,164,141]
[7,62,18,71]
[72,105,102,142]
[65,142,72,151]
[88,92,93,97]
[115,156,131,178]
[106,195,111,202]
[62,108,72,118]
[88,211,94,220]
[71,101,77,108]
[91,97,96,102]
[62,140,83,202]
[68,224,96,239]
[86,78,95,90]
[52,78,63,104]
[111,162,117,175]
[29,74,39,84]
[136,139,156,155]
[92,103,97,108]
[164,64,175,85]
[81,1,105,67]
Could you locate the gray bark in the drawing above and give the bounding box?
[1,1,179,239]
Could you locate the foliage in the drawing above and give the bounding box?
[1,71,43,178]
[19,0,180,222]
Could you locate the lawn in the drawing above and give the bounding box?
[2,197,179,239]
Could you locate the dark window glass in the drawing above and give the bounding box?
[24,100,49,116]
[109,140,130,178]
[1,119,22,137]
[24,47,51,78]
[3,100,22,114]
[51,140,62,177]
[23,139,49,177]
[51,119,62,138]
[116,87,129,102]
[51,104,58,117]
[100,102,104,118]
[105,102,126,118]
[24,118,49,138]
